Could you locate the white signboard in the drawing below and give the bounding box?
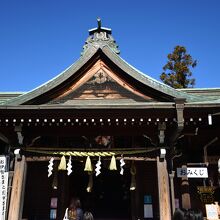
[205,204,219,220]
[0,156,9,220]
[177,167,208,178]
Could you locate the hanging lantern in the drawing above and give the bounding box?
[95,157,101,176]
[84,156,93,172]
[120,155,125,175]
[109,155,117,170]
[48,157,54,177]
[86,172,93,193]
[58,156,67,170]
[67,156,72,175]
[130,161,136,191]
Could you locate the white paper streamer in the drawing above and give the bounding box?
[120,157,125,175]
[48,157,54,177]
[95,157,101,176]
[67,156,72,175]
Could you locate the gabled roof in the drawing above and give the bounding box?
[1,20,218,107]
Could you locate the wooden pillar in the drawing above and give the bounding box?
[181,165,191,209]
[157,157,171,220]
[8,156,27,220]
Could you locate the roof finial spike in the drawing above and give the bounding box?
[97,17,101,30]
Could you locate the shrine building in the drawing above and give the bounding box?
[0,19,220,220]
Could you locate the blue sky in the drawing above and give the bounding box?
[0,0,220,91]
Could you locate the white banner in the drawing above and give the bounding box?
[0,156,9,220]
[177,167,208,178]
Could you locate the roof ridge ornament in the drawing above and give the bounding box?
[89,17,112,35]
[81,18,120,56]
[97,17,101,30]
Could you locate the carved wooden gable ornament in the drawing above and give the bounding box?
[49,59,153,105]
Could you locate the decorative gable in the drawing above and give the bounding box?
[48,59,154,105]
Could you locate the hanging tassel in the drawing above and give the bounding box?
[120,155,125,175]
[84,156,93,172]
[48,157,54,177]
[67,156,72,175]
[95,157,101,176]
[130,174,136,191]
[130,161,136,191]
[109,155,117,170]
[58,156,67,170]
[86,172,93,192]
[52,168,58,189]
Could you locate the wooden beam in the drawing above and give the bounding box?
[119,157,156,161]
[26,156,60,162]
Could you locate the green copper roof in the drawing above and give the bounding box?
[1,19,219,106]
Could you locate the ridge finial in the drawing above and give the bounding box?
[97,17,101,30]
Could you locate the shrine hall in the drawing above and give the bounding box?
[0,19,220,220]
